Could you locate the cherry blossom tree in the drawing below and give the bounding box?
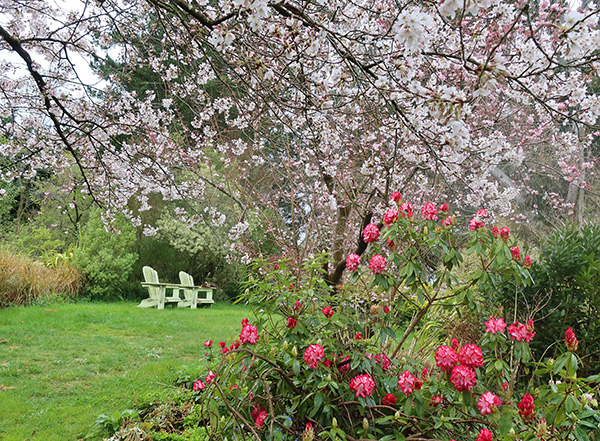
[1,0,599,282]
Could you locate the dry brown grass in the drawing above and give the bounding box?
[0,249,83,306]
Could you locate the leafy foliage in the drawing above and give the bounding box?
[101,204,600,441]
[75,209,138,300]
[493,223,600,375]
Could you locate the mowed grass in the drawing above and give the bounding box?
[0,301,251,441]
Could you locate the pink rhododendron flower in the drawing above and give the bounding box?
[390,191,402,203]
[430,395,442,407]
[441,215,454,226]
[368,254,386,274]
[322,306,334,318]
[477,391,502,415]
[502,382,509,391]
[491,226,500,238]
[511,246,521,261]
[476,209,488,218]
[518,393,535,420]
[286,317,297,328]
[193,380,205,391]
[382,393,397,406]
[355,332,363,340]
[524,255,532,268]
[363,223,380,243]
[476,428,493,441]
[421,202,438,220]
[242,318,249,326]
[398,370,422,396]
[251,404,267,428]
[458,344,484,368]
[508,321,535,342]
[375,353,391,371]
[293,300,302,311]
[229,384,238,389]
[399,202,413,218]
[435,345,458,373]
[349,374,376,398]
[240,324,259,344]
[322,358,331,368]
[303,344,325,369]
[205,370,216,383]
[421,368,430,382]
[346,253,361,271]
[384,306,390,313]
[450,338,460,351]
[469,217,485,231]
[386,238,395,249]
[485,316,506,334]
[230,340,241,350]
[338,355,351,375]
[255,410,267,428]
[384,208,399,226]
[500,227,510,240]
[450,365,477,392]
[204,340,213,347]
[439,203,449,212]
[565,327,578,352]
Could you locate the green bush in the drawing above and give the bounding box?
[75,209,138,300]
[98,204,600,441]
[493,223,600,375]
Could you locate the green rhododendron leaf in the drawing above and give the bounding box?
[498,412,513,436]
[565,395,579,413]
[554,354,569,374]
[575,426,590,441]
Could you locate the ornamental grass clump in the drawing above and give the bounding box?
[0,248,82,306]
[111,200,600,441]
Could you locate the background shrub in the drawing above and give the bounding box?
[75,209,138,300]
[493,223,600,375]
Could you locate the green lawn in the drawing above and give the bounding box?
[0,301,251,441]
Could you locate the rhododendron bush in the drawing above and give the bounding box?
[137,208,600,441]
[1,0,600,270]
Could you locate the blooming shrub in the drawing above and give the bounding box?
[125,201,600,441]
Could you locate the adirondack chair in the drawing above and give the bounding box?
[177,271,214,309]
[138,266,183,309]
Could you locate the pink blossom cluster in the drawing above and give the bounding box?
[363,223,380,243]
[435,341,483,392]
[384,208,399,226]
[476,428,493,441]
[421,202,438,220]
[508,320,536,343]
[303,344,325,369]
[397,370,423,396]
[240,319,259,344]
[368,255,386,274]
[322,306,334,318]
[565,327,578,352]
[477,391,502,415]
[346,253,361,271]
[251,404,268,428]
[486,316,536,343]
[349,374,376,398]
[518,393,535,420]
[484,316,506,334]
